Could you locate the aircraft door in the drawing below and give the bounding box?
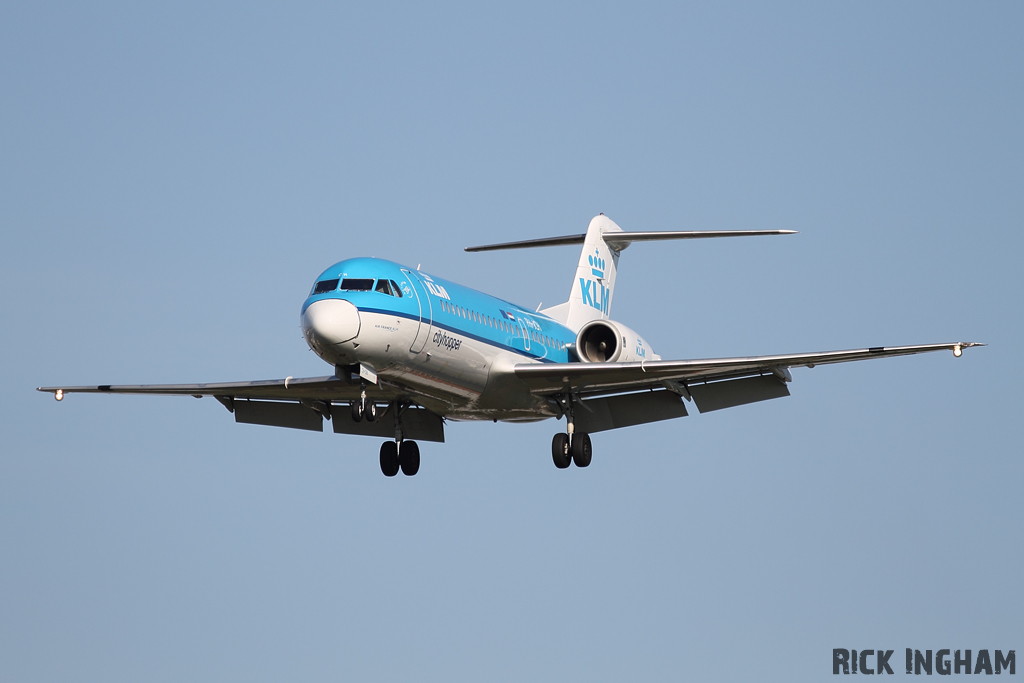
[401,269,433,354]
[518,317,531,352]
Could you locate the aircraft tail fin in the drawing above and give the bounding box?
[559,214,625,330]
[466,216,796,331]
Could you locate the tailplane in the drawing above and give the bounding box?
[466,215,796,332]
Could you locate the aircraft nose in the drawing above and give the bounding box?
[302,298,360,350]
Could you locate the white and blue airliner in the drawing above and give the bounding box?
[40,215,982,477]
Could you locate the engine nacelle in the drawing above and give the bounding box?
[574,319,659,363]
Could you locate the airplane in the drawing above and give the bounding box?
[39,214,982,477]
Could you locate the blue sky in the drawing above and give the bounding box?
[2,2,1021,681]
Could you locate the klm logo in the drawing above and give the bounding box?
[421,273,450,300]
[580,249,609,314]
[636,338,646,358]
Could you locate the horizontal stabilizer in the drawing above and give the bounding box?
[466,229,796,252]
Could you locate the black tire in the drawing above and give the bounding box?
[351,400,364,423]
[571,432,592,468]
[365,401,378,423]
[551,433,571,469]
[400,440,420,476]
[379,441,399,477]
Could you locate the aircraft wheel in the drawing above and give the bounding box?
[380,441,400,477]
[571,432,592,468]
[551,433,571,469]
[400,440,420,476]
[351,400,364,422]
[365,401,378,423]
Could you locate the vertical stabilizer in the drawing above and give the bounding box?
[472,216,798,331]
[542,214,623,332]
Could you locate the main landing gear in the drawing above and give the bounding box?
[379,439,420,477]
[552,431,592,469]
[552,393,592,470]
[351,395,421,477]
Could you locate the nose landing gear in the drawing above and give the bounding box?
[350,389,378,423]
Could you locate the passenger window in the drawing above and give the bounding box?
[389,280,403,297]
[313,278,339,294]
[375,279,393,295]
[340,278,374,291]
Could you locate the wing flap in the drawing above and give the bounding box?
[689,375,790,413]
[575,390,688,433]
[234,400,324,432]
[332,406,445,443]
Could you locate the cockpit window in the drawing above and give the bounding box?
[339,278,374,291]
[313,278,339,294]
[375,279,393,295]
[390,280,402,297]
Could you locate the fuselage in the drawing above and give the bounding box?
[300,257,577,421]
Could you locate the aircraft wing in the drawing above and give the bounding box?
[37,376,446,441]
[37,375,373,401]
[514,342,983,397]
